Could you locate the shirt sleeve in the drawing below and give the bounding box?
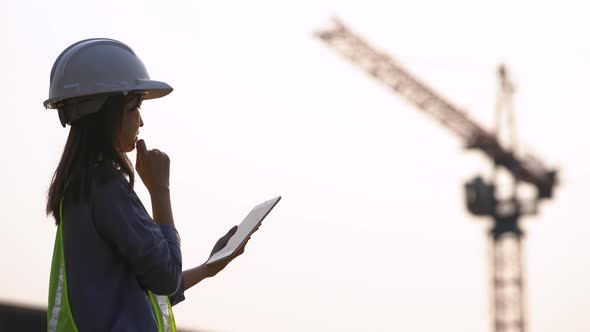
[92,176,182,296]
[168,275,186,306]
[160,225,186,306]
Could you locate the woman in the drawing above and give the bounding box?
[45,38,244,332]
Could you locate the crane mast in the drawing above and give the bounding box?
[315,18,558,332]
[488,64,527,332]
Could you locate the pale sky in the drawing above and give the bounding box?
[1,0,589,331]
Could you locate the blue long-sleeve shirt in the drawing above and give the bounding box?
[61,167,184,331]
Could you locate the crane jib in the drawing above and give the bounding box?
[315,18,557,199]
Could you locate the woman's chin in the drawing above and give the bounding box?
[122,145,135,153]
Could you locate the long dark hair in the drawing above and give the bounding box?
[46,94,135,224]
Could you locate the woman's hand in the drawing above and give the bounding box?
[135,139,170,194]
[136,139,174,226]
[181,225,259,291]
[205,226,250,277]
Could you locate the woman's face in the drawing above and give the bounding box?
[118,95,144,153]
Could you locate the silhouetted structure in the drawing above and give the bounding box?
[316,18,558,332]
[0,302,201,331]
[0,302,46,331]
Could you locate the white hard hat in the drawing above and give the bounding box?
[44,38,173,126]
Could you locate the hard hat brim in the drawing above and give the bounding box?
[140,80,174,101]
[43,79,173,109]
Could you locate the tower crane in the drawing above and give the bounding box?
[315,18,557,332]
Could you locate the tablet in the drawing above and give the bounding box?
[206,196,281,265]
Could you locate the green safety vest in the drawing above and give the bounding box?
[47,197,177,332]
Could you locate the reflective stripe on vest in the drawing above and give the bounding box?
[48,265,65,332]
[47,197,79,332]
[48,197,177,331]
[148,291,176,332]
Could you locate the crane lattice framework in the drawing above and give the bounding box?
[315,18,558,332]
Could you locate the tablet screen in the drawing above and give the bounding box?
[206,196,281,265]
